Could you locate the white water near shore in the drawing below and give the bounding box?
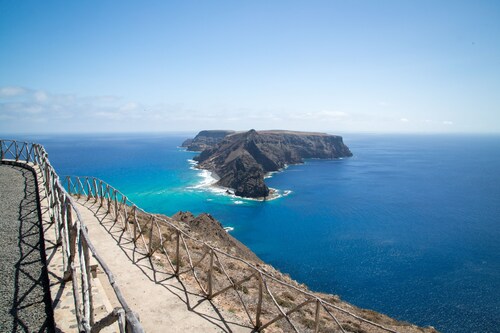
[186,159,291,202]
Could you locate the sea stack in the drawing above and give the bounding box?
[185,129,352,199]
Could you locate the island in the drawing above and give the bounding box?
[182,129,353,199]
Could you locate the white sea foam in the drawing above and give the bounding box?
[186,168,233,198]
[189,169,219,189]
[187,159,198,170]
[224,226,234,232]
[265,189,282,201]
[264,171,278,179]
[186,160,289,202]
[264,164,289,179]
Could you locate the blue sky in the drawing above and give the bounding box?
[1,1,499,134]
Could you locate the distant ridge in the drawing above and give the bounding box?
[182,130,235,151]
[184,129,352,199]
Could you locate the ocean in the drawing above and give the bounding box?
[12,133,500,333]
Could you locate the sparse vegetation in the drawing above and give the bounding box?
[108,202,439,333]
[276,295,295,309]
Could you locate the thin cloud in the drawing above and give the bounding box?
[34,91,49,102]
[119,102,139,112]
[0,86,27,97]
[290,110,349,120]
[0,86,138,122]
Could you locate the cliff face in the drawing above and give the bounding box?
[181,130,235,151]
[189,129,352,198]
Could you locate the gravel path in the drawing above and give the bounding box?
[0,164,54,332]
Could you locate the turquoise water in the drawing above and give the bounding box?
[15,133,500,333]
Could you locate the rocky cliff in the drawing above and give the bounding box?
[181,130,235,151]
[171,211,262,262]
[187,129,352,199]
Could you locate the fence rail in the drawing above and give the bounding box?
[0,139,144,333]
[64,176,403,333]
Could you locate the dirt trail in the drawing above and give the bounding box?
[75,197,251,333]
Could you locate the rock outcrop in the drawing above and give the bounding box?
[167,210,438,333]
[186,129,352,199]
[171,211,261,262]
[181,130,235,151]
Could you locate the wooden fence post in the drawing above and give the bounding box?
[314,299,321,333]
[64,202,76,281]
[59,195,68,268]
[45,167,51,194]
[69,226,84,332]
[207,249,214,299]
[132,206,138,242]
[44,169,52,215]
[175,230,181,276]
[114,190,119,222]
[122,197,128,231]
[51,185,60,242]
[32,145,38,165]
[56,190,65,246]
[86,177,91,201]
[99,181,104,207]
[92,178,98,202]
[255,273,263,329]
[26,143,32,163]
[106,185,111,213]
[117,308,126,333]
[67,176,71,195]
[77,177,82,198]
[81,233,94,326]
[148,216,155,256]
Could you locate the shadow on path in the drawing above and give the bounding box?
[0,164,55,333]
[77,197,252,333]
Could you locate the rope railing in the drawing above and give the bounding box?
[65,172,404,333]
[0,139,144,333]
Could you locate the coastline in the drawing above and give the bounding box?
[187,158,291,201]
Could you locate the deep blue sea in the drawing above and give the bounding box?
[11,133,500,333]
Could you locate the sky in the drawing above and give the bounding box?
[1,0,499,134]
